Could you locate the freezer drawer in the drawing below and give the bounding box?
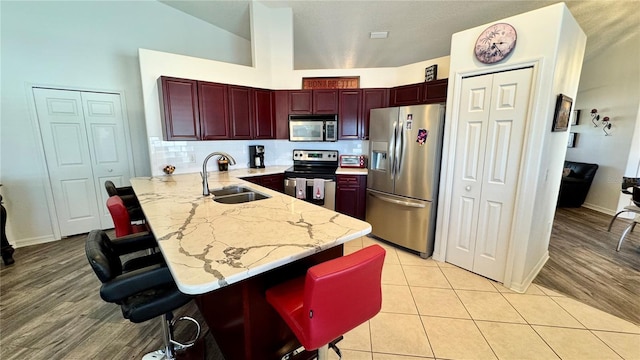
[365,189,436,258]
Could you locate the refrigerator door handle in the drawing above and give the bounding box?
[390,120,397,179]
[397,119,405,175]
[367,190,426,208]
[395,118,403,177]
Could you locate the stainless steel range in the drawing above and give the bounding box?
[284,149,338,210]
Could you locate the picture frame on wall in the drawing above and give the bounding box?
[552,94,573,132]
[567,132,577,148]
[570,109,581,126]
[424,65,437,82]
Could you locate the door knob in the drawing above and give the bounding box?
[465,186,471,191]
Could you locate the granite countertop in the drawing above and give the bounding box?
[130,169,371,295]
[225,165,291,177]
[335,167,368,175]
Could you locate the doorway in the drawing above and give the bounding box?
[33,87,134,237]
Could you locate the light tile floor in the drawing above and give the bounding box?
[329,237,640,360]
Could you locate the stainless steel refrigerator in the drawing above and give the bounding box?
[366,104,445,258]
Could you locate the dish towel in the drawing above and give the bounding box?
[296,178,306,199]
[313,178,325,200]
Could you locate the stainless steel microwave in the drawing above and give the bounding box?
[288,114,338,142]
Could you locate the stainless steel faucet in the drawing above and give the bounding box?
[202,152,237,196]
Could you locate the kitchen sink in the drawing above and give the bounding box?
[210,185,254,197]
[211,186,270,204]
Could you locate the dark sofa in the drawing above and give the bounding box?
[557,161,599,208]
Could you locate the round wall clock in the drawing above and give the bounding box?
[474,23,517,64]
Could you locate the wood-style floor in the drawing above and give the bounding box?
[0,230,225,360]
[1,207,638,359]
[534,206,640,325]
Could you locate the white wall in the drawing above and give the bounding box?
[0,1,250,245]
[565,32,640,214]
[436,3,586,291]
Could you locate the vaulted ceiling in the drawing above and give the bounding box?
[159,0,639,69]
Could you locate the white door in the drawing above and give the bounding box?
[34,88,131,236]
[446,68,533,282]
[81,92,132,229]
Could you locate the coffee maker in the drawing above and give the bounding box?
[249,145,265,168]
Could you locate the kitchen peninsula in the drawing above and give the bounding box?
[130,169,371,359]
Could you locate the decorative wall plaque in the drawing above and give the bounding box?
[425,65,437,82]
[302,77,360,89]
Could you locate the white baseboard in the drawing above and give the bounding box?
[582,203,615,216]
[14,235,59,248]
[508,251,549,293]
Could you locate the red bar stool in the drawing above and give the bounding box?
[266,244,385,360]
[107,195,148,237]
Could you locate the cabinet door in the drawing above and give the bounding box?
[273,90,290,139]
[289,90,312,114]
[336,175,366,220]
[199,81,230,140]
[242,176,262,185]
[160,77,200,140]
[313,90,338,114]
[423,79,448,103]
[390,83,423,106]
[338,90,361,139]
[361,88,388,140]
[260,174,285,193]
[228,86,253,139]
[253,89,274,139]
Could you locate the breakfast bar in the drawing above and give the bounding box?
[130,170,371,359]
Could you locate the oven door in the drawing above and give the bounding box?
[284,178,336,210]
[289,120,325,141]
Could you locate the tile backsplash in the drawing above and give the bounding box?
[149,138,369,176]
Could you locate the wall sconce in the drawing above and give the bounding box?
[591,109,612,135]
[602,116,612,135]
[591,108,600,127]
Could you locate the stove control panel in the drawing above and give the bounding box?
[292,149,339,163]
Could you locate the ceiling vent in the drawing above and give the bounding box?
[370,31,389,39]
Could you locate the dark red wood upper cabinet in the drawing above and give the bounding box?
[423,79,448,104]
[253,88,274,139]
[273,90,289,139]
[312,90,338,114]
[160,75,447,142]
[198,81,230,140]
[338,90,361,140]
[160,76,200,140]
[228,85,253,139]
[289,90,312,114]
[389,83,423,106]
[361,88,389,140]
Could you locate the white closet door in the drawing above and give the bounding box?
[34,88,102,236]
[81,92,131,229]
[446,67,533,282]
[35,88,131,236]
[446,74,493,270]
[473,68,533,281]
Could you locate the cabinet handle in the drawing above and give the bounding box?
[465,186,471,191]
[108,169,113,173]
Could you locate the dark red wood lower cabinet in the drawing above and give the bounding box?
[241,174,285,193]
[335,175,367,220]
[195,245,343,360]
